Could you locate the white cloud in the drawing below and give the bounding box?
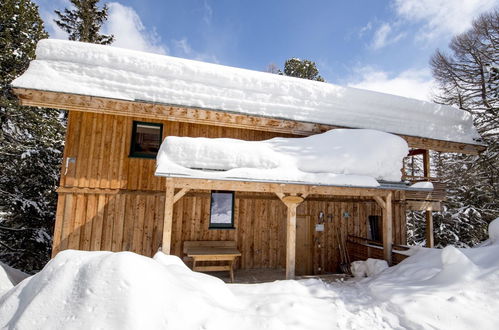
[371,23,405,50]
[172,37,219,63]
[202,0,213,25]
[348,67,435,101]
[393,0,499,41]
[102,2,168,54]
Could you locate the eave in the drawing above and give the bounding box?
[13,87,486,155]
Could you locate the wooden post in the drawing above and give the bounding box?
[162,178,175,254]
[425,207,434,248]
[382,193,393,265]
[278,195,304,280]
[422,149,434,247]
[423,149,431,179]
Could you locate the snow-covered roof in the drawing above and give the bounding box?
[156,129,410,188]
[12,39,482,145]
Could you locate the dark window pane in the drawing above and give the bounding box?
[209,191,234,229]
[130,121,163,158]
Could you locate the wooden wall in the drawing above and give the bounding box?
[53,111,408,274]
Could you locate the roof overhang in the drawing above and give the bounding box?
[13,87,486,155]
[155,174,432,197]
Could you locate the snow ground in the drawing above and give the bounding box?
[0,219,498,330]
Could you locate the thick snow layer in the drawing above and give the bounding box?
[410,181,434,189]
[1,240,499,329]
[12,39,482,145]
[156,128,408,186]
[0,262,28,295]
[351,258,389,278]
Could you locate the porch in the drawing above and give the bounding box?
[161,177,406,280]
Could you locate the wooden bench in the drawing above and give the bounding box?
[183,241,241,282]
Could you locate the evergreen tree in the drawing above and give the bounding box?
[422,10,499,247]
[0,0,64,272]
[54,0,114,44]
[282,58,325,82]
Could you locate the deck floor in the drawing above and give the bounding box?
[207,268,352,284]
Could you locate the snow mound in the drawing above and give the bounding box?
[488,217,499,243]
[350,258,388,278]
[156,128,408,186]
[0,250,239,330]
[365,244,499,329]
[0,262,28,295]
[12,39,482,145]
[1,242,499,329]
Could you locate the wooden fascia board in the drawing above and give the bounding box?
[13,88,486,154]
[169,177,392,197]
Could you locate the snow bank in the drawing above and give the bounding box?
[351,259,388,278]
[1,239,499,329]
[365,243,499,329]
[0,251,240,330]
[0,262,28,295]
[12,39,482,145]
[156,128,408,186]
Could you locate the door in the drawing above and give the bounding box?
[296,215,313,275]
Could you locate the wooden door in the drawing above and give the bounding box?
[296,215,313,275]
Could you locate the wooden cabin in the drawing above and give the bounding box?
[12,40,485,279]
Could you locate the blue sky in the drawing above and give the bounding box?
[34,0,498,101]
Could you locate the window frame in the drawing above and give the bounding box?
[209,190,235,229]
[129,121,163,159]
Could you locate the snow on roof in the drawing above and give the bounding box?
[12,39,482,146]
[155,129,409,187]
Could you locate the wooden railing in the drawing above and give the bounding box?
[346,235,411,265]
[404,181,447,201]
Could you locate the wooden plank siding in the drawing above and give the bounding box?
[53,190,407,273]
[52,111,408,273]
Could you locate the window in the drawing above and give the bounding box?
[209,191,235,229]
[367,215,382,242]
[129,121,163,158]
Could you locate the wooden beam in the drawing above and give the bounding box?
[425,208,434,248]
[373,196,386,209]
[423,149,431,178]
[173,187,190,204]
[408,148,426,156]
[170,177,391,197]
[275,192,285,201]
[406,200,441,211]
[382,193,393,265]
[161,178,175,254]
[13,88,486,154]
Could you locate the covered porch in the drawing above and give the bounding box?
[160,177,401,280]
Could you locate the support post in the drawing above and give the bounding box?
[425,207,434,248]
[422,149,434,247]
[382,192,393,265]
[162,178,175,254]
[278,195,304,280]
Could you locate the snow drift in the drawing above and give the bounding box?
[1,218,498,329]
[12,39,482,145]
[156,128,409,186]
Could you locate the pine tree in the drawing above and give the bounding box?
[0,0,65,272]
[427,10,499,247]
[54,0,114,44]
[282,58,325,82]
